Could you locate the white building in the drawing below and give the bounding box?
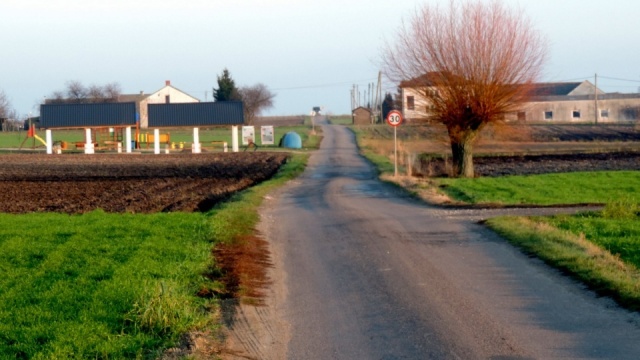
[399,74,640,123]
[119,80,200,128]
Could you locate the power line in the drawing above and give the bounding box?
[272,78,378,91]
[598,75,640,83]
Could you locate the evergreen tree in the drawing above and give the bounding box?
[213,68,240,101]
[382,92,395,121]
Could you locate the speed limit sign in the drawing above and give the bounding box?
[386,110,403,127]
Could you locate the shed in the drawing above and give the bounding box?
[352,107,373,125]
[40,102,137,128]
[148,101,244,127]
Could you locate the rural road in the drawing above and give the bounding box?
[222,117,640,359]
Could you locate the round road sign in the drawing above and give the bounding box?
[386,110,403,127]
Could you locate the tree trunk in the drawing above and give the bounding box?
[448,127,479,178]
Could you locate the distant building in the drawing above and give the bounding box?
[399,75,640,123]
[517,82,640,123]
[352,106,373,125]
[119,80,199,128]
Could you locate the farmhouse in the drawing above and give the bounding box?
[399,75,640,123]
[118,80,199,128]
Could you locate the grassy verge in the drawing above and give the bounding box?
[435,171,640,206]
[349,126,399,175]
[486,202,640,311]
[0,153,309,358]
[208,153,308,244]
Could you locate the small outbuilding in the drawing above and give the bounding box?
[352,107,373,125]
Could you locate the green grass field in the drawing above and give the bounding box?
[0,153,308,358]
[0,211,214,359]
[435,171,640,206]
[0,124,321,151]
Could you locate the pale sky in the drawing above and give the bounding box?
[2,0,640,118]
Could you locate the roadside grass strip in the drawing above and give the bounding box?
[487,209,640,312]
[208,153,308,245]
[436,171,640,206]
[0,211,214,359]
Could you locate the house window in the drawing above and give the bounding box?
[517,112,526,121]
[165,95,170,104]
[600,109,609,118]
[544,111,553,120]
[572,110,581,119]
[622,107,640,120]
[407,96,415,110]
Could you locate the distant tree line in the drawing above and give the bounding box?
[46,81,122,104]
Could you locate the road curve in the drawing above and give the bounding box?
[226,117,640,359]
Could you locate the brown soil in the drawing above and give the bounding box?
[0,153,288,214]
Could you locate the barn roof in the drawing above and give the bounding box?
[527,82,583,96]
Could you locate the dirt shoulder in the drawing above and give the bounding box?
[217,193,289,360]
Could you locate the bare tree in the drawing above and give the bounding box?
[47,81,121,104]
[382,0,547,177]
[66,80,88,102]
[103,82,121,101]
[239,83,275,125]
[48,90,66,103]
[0,90,11,120]
[87,84,105,102]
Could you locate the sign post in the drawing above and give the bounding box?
[386,110,403,177]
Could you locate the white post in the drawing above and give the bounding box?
[45,129,53,155]
[394,126,398,177]
[85,128,94,154]
[125,126,132,153]
[232,125,239,152]
[154,128,160,154]
[192,127,201,153]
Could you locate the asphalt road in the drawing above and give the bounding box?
[250,118,640,359]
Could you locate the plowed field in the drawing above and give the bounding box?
[415,151,640,177]
[0,153,288,214]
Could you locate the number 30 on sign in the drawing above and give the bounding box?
[386,110,403,127]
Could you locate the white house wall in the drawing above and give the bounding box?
[521,98,640,123]
[139,86,199,128]
[401,87,433,122]
[401,86,640,123]
[147,86,199,105]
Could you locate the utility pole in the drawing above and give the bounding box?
[594,73,599,124]
[377,71,382,123]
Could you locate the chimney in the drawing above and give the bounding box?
[165,80,171,86]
